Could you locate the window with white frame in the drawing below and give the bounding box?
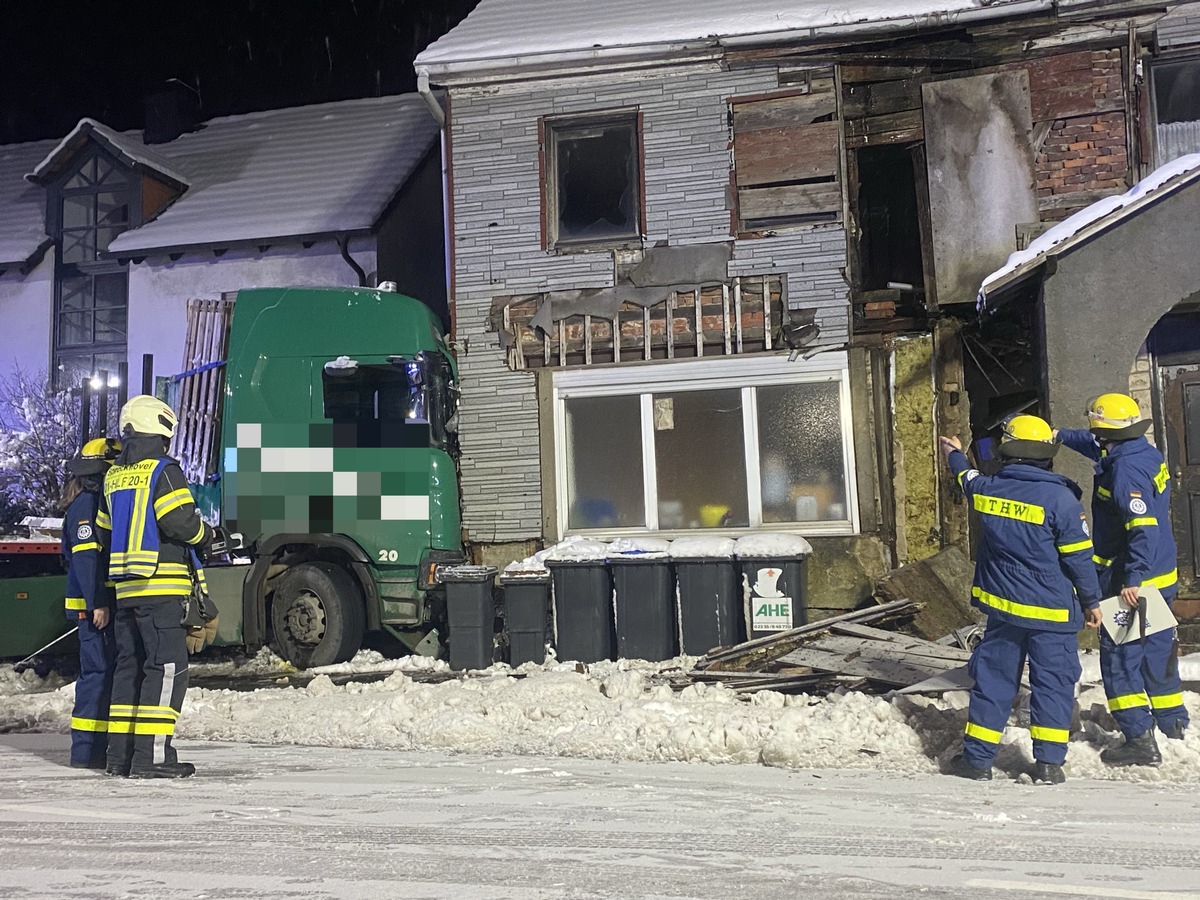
[542,110,642,248]
[552,355,857,536]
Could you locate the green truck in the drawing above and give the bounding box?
[2,284,466,669]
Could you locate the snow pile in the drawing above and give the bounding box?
[542,536,610,562]
[3,651,1200,782]
[608,537,671,559]
[735,532,813,558]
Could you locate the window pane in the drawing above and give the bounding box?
[60,276,91,311]
[95,272,127,308]
[564,395,645,529]
[61,229,93,263]
[653,389,748,529]
[555,121,638,242]
[60,310,92,346]
[94,305,127,344]
[63,194,93,229]
[97,191,128,226]
[758,382,848,523]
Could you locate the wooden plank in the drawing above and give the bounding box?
[825,623,974,662]
[733,92,837,133]
[1038,187,1125,211]
[841,63,930,84]
[843,108,924,145]
[776,645,947,687]
[738,182,842,220]
[842,79,924,119]
[874,546,980,642]
[735,120,840,186]
[797,636,965,674]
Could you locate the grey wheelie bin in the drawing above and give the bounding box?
[669,536,740,655]
[499,570,552,666]
[440,564,498,671]
[735,534,812,642]
[544,540,614,664]
[608,538,675,662]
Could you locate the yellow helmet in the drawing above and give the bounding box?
[998,414,1059,460]
[1087,392,1150,439]
[119,394,179,438]
[67,437,121,476]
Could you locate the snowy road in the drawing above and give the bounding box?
[2,733,1199,900]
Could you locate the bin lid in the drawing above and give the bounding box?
[438,564,498,583]
[499,569,551,584]
[734,532,813,559]
[607,536,670,561]
[668,536,735,560]
[543,537,610,562]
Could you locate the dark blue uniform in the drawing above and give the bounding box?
[949,451,1100,768]
[1058,429,1188,739]
[62,489,117,767]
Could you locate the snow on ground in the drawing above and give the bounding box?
[4,649,1200,784]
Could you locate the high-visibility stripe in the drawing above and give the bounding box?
[1127,517,1158,529]
[1097,486,1112,499]
[1145,569,1178,589]
[1154,464,1170,494]
[70,717,109,732]
[154,562,190,577]
[1108,692,1149,712]
[1057,540,1093,555]
[108,704,179,721]
[114,579,192,599]
[972,587,1070,623]
[96,509,111,529]
[132,722,176,736]
[153,488,193,517]
[1150,692,1185,710]
[972,494,1045,525]
[1029,725,1069,743]
[108,721,134,734]
[72,541,101,553]
[965,722,1003,744]
[65,596,86,610]
[1093,555,1114,567]
[957,469,979,489]
[187,518,206,544]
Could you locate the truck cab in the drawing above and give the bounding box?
[216,285,463,667]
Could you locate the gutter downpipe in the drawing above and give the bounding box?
[418,70,454,338]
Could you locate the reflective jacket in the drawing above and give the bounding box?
[98,437,210,605]
[950,451,1101,632]
[62,488,115,617]
[1058,429,1177,598]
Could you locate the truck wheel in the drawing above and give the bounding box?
[270,562,366,669]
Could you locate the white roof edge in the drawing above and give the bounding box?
[978,153,1200,310]
[414,0,1053,80]
[416,43,723,82]
[28,117,191,188]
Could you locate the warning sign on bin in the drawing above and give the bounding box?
[749,566,793,632]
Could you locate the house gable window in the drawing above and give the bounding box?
[552,355,857,537]
[541,110,643,249]
[50,148,134,387]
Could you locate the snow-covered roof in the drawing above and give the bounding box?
[29,117,191,189]
[978,153,1200,312]
[3,94,439,262]
[0,139,55,267]
[415,0,1052,78]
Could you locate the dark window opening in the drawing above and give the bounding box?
[546,114,641,247]
[1154,58,1200,125]
[855,144,925,295]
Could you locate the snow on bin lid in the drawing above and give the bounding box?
[542,536,611,562]
[438,564,498,582]
[668,536,736,559]
[735,532,813,558]
[606,537,670,560]
[502,550,551,579]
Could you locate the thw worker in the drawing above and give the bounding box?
[941,415,1102,784]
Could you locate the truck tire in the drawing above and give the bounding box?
[270,562,366,669]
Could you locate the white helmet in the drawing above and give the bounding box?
[119,395,179,438]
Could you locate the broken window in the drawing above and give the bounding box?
[553,356,857,535]
[731,89,841,233]
[543,111,642,248]
[1153,57,1200,167]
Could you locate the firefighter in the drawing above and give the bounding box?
[1057,392,1189,766]
[60,437,121,768]
[98,395,213,778]
[940,415,1102,784]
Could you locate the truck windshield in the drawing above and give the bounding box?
[321,353,457,453]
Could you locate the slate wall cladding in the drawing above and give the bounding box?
[449,62,851,542]
[1159,6,1200,48]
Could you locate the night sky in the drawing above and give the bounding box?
[1,0,481,145]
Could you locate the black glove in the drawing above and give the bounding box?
[208,525,231,556]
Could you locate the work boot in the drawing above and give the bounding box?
[946,754,992,781]
[1100,730,1162,767]
[69,758,108,770]
[104,762,131,777]
[1162,720,1188,741]
[129,761,196,779]
[1033,762,1065,785]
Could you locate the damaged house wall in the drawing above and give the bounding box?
[892,335,941,565]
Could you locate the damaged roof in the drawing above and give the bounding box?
[415,0,1055,77]
[978,152,1200,312]
[4,94,439,264]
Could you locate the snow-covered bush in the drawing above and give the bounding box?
[0,368,79,521]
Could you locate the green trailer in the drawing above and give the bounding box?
[0,541,76,660]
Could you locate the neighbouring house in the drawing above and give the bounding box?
[0,92,446,400]
[415,0,1200,613]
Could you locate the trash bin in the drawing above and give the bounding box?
[608,538,675,662]
[545,539,614,663]
[499,570,551,666]
[669,536,740,655]
[440,565,498,671]
[735,533,812,641]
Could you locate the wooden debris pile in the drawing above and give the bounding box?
[682,599,974,696]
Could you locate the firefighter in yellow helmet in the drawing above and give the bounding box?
[1057,393,1187,765]
[97,395,213,778]
[939,415,1101,784]
[59,437,121,768]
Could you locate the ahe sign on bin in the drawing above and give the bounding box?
[735,533,812,641]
